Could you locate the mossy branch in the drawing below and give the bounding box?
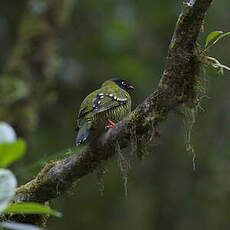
[12,0,213,224]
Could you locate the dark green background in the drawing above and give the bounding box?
[1,0,230,229]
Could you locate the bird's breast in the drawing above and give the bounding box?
[92,103,130,130]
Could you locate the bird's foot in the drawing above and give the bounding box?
[105,119,116,129]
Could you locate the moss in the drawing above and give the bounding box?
[182,105,197,170]
[15,160,60,200]
[37,161,60,180]
[179,52,207,171]
[138,126,160,160]
[115,142,130,197]
[95,162,107,196]
[130,124,138,156]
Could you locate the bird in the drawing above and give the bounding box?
[75,78,134,146]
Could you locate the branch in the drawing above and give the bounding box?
[13,0,213,222]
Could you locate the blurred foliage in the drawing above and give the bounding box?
[0,122,61,229]
[0,139,26,168]
[1,0,230,230]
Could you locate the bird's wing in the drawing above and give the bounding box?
[78,106,91,119]
[78,90,99,119]
[92,92,127,114]
[77,89,128,121]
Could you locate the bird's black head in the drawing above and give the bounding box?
[111,78,134,91]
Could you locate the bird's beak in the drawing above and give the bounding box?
[128,85,135,90]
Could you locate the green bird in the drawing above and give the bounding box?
[75,78,134,145]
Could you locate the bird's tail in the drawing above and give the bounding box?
[75,122,91,146]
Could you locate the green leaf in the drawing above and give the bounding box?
[211,32,230,46]
[0,139,26,167]
[0,222,41,230]
[4,202,62,218]
[205,31,223,48]
[0,169,17,213]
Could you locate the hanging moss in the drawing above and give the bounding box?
[129,124,138,156]
[180,57,208,171]
[95,162,107,196]
[115,142,130,197]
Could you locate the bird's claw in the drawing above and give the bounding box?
[105,119,116,129]
[105,124,114,129]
